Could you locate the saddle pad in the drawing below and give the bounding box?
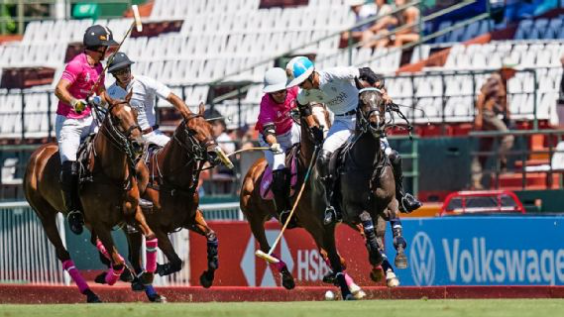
[260,150,299,200]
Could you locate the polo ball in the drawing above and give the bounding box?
[324,290,335,301]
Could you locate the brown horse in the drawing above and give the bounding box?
[24,93,158,303]
[123,103,228,288]
[240,104,369,293]
[317,87,399,299]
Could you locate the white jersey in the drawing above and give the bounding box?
[297,67,360,115]
[107,75,172,130]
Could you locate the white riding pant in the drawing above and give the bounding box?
[143,129,170,148]
[259,123,301,171]
[55,115,95,163]
[322,114,356,153]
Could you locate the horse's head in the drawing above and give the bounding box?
[180,103,233,168]
[311,102,332,137]
[103,91,144,161]
[357,88,387,138]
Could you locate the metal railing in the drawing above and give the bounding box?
[469,130,564,190]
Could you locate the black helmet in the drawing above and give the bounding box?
[108,52,135,73]
[83,25,118,48]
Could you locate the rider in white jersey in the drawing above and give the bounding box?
[287,57,421,224]
[106,53,192,147]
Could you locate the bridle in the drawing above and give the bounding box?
[99,101,143,169]
[357,87,386,136]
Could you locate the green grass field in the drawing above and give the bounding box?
[1,299,563,317]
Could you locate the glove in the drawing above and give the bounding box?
[310,126,324,145]
[270,143,283,155]
[88,95,102,107]
[70,98,87,113]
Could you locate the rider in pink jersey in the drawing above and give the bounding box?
[54,24,117,235]
[256,68,301,227]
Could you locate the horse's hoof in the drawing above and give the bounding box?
[85,289,102,303]
[148,294,167,303]
[131,279,145,292]
[370,266,385,283]
[353,289,367,300]
[156,263,166,276]
[395,253,408,269]
[140,272,154,285]
[281,272,296,290]
[94,272,107,284]
[120,267,135,282]
[386,269,400,287]
[200,270,214,288]
[322,272,335,285]
[344,293,356,301]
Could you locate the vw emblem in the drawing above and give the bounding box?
[409,232,435,286]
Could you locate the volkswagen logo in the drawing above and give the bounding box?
[409,232,435,286]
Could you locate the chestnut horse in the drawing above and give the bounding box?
[24,93,158,303]
[240,104,370,295]
[124,104,229,288]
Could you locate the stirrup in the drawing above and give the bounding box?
[67,210,84,235]
[399,194,422,213]
[323,206,339,225]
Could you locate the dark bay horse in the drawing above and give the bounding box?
[240,104,366,297]
[24,93,158,303]
[318,87,399,299]
[126,103,230,288]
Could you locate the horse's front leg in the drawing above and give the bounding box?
[187,209,218,288]
[359,211,384,268]
[94,225,126,287]
[133,206,158,285]
[322,225,353,300]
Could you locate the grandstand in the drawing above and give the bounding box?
[2,0,564,294]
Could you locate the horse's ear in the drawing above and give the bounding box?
[198,102,205,116]
[102,91,114,105]
[126,89,133,103]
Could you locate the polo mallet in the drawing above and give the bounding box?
[255,146,321,264]
[89,4,143,96]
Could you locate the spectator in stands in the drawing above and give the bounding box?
[286,57,421,225]
[364,0,420,48]
[106,52,193,148]
[54,25,118,235]
[256,67,301,226]
[340,0,376,46]
[472,58,517,190]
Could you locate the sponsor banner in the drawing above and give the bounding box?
[189,221,378,287]
[387,216,564,286]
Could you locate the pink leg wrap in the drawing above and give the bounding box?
[105,265,125,286]
[63,260,89,294]
[344,272,354,287]
[96,239,125,262]
[145,238,158,273]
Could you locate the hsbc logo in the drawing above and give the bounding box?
[240,230,294,287]
[410,231,436,286]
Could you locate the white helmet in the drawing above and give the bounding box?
[285,56,307,80]
[263,68,288,93]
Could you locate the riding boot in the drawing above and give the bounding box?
[60,160,83,235]
[318,150,341,225]
[389,151,422,213]
[272,169,297,229]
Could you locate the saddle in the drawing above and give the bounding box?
[260,144,299,200]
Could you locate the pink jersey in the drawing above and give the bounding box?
[256,86,298,135]
[56,53,105,119]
